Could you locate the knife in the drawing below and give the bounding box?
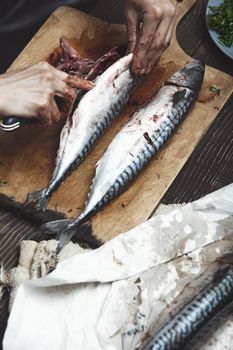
[0,91,81,132]
[1,116,35,132]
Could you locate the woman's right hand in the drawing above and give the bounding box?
[0,62,94,125]
[125,0,176,76]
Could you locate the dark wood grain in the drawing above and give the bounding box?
[0,0,233,343]
[163,0,233,204]
[162,96,233,204]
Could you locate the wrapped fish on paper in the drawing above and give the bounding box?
[3,184,233,350]
[141,265,233,349]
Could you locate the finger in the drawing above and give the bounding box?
[144,17,173,74]
[52,79,76,100]
[60,100,73,118]
[52,84,76,118]
[49,96,61,124]
[62,85,76,101]
[131,12,161,75]
[58,90,75,118]
[47,63,68,80]
[125,7,139,53]
[38,63,94,93]
[164,16,176,50]
[65,75,95,91]
[37,103,52,126]
[36,90,58,126]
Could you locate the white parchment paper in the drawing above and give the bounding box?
[3,184,233,350]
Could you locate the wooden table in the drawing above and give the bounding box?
[0,0,232,344]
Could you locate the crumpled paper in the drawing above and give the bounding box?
[0,240,88,310]
[3,184,233,350]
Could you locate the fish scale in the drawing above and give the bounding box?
[142,267,233,350]
[41,60,205,253]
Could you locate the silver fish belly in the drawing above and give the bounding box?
[26,53,140,211]
[141,266,233,350]
[41,60,205,251]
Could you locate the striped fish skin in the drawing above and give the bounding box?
[41,60,204,250]
[141,267,233,350]
[26,53,141,211]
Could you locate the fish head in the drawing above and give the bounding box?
[167,60,205,91]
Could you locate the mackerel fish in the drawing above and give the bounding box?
[41,60,205,252]
[27,53,141,210]
[141,266,233,350]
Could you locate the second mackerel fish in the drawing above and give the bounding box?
[42,60,205,252]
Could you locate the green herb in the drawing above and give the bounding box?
[209,86,221,96]
[207,0,233,47]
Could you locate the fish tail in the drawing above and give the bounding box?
[40,219,71,235]
[56,227,79,254]
[25,188,50,211]
[41,219,102,253]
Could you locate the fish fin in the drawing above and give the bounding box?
[41,219,102,252]
[26,189,50,211]
[56,228,77,254]
[56,223,102,253]
[40,219,71,235]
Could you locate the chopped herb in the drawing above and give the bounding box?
[207,0,233,47]
[209,86,221,96]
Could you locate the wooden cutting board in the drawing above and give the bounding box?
[0,1,232,242]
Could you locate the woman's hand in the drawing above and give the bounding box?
[0,62,94,125]
[125,0,177,76]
